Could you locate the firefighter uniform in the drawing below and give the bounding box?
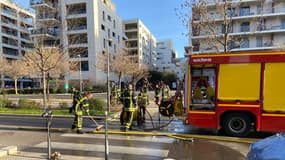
[72,92,92,134]
[138,88,149,122]
[69,88,80,113]
[154,84,161,105]
[161,84,170,102]
[120,84,137,130]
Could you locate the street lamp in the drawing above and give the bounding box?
[78,54,82,92]
[105,38,112,160]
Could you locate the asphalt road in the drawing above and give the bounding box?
[0,114,249,160]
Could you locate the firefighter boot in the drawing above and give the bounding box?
[77,130,84,134]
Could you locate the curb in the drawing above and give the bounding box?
[0,146,17,157]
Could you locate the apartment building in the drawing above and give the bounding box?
[156,39,184,79]
[191,0,285,54]
[123,19,157,68]
[0,0,34,87]
[31,0,124,85]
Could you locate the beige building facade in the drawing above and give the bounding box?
[191,0,285,54]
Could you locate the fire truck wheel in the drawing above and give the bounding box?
[222,113,251,137]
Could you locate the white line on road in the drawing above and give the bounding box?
[62,133,174,143]
[35,142,169,157]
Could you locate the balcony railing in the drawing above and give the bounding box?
[31,28,58,37]
[67,9,86,15]
[1,9,17,17]
[68,25,87,31]
[30,0,54,9]
[38,13,58,20]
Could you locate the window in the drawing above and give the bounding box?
[191,67,216,110]
[108,29,110,38]
[107,15,111,21]
[102,11,105,21]
[113,20,116,28]
[101,24,105,31]
[256,36,263,47]
[282,19,285,29]
[81,61,89,71]
[227,7,235,17]
[240,22,250,32]
[103,38,106,48]
[240,6,250,16]
[240,37,249,48]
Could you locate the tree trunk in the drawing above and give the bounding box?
[42,71,47,110]
[47,79,50,102]
[14,79,18,94]
[118,72,122,90]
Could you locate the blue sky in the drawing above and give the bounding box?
[14,0,189,58]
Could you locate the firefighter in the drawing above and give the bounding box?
[111,83,118,104]
[161,83,170,102]
[142,76,150,91]
[69,87,80,113]
[115,84,121,104]
[120,83,137,130]
[71,91,93,134]
[154,84,161,105]
[138,87,149,122]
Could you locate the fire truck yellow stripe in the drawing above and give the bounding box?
[189,111,215,114]
[217,104,260,107]
[262,113,285,117]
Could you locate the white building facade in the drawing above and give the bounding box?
[123,19,157,68]
[31,0,124,85]
[191,0,285,54]
[0,0,34,87]
[156,39,184,79]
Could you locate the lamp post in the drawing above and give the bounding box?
[78,54,82,92]
[105,38,112,160]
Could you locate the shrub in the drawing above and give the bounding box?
[88,98,106,112]
[18,99,41,109]
[84,85,93,91]
[59,101,69,109]
[0,98,12,108]
[56,87,66,93]
[93,85,107,92]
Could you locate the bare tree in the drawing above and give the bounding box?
[23,45,70,109]
[0,58,8,90]
[97,47,149,87]
[111,49,132,85]
[177,0,261,53]
[2,60,29,94]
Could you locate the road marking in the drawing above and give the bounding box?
[8,151,112,160]
[62,133,174,143]
[35,142,169,157]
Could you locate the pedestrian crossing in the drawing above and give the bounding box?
[1,132,175,160]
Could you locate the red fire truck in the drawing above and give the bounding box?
[184,51,285,137]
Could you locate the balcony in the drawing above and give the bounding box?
[20,32,33,42]
[31,28,58,39]
[37,13,60,26]
[66,3,86,18]
[30,0,55,10]
[67,18,87,32]
[1,6,17,18]
[2,37,18,48]
[2,27,18,38]
[3,47,19,57]
[67,25,87,34]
